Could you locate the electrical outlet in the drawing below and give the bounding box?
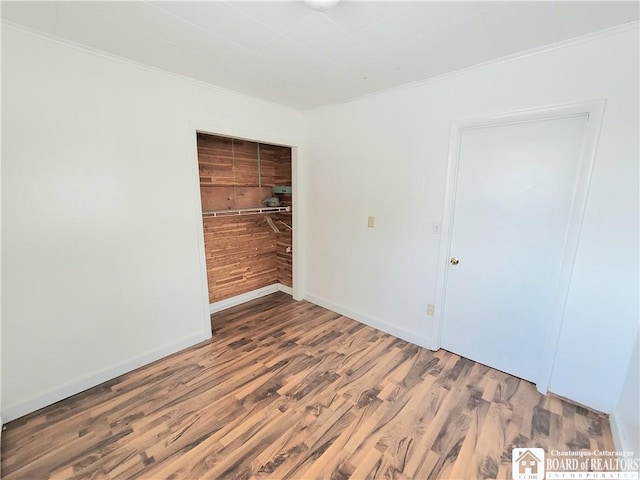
[368,216,375,228]
[432,222,441,234]
[427,304,435,316]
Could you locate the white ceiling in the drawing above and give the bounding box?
[2,1,638,110]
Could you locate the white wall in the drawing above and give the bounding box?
[612,335,639,455]
[303,24,639,413]
[1,26,304,421]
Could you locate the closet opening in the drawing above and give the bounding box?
[196,132,293,318]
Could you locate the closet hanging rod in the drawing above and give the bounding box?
[202,206,290,218]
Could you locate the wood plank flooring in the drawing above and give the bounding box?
[1,293,614,479]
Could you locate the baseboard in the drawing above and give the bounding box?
[209,284,293,314]
[304,293,431,350]
[209,285,278,313]
[1,330,211,423]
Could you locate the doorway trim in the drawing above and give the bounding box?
[432,100,606,393]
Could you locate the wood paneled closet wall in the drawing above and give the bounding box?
[197,133,292,304]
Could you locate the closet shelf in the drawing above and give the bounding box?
[202,206,290,218]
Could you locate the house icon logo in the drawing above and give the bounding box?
[512,448,545,480]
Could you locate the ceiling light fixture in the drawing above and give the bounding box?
[303,0,340,12]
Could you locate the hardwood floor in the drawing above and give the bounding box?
[1,292,614,479]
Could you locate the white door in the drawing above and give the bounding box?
[441,114,588,383]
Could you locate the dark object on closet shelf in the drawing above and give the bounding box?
[262,197,281,207]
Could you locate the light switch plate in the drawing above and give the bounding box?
[368,216,375,228]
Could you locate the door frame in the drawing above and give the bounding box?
[432,100,606,393]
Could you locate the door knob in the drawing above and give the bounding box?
[450,257,459,265]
